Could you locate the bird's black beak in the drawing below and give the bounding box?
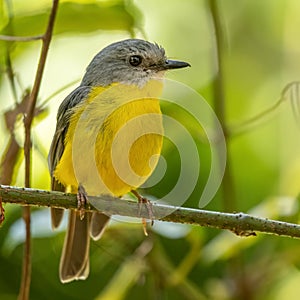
[163,59,191,70]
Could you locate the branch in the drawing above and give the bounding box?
[1,185,300,239]
[0,34,43,42]
[229,81,300,137]
[19,1,59,299]
[24,0,59,185]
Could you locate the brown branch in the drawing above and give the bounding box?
[5,51,18,103]
[19,1,59,300]
[0,195,4,225]
[24,0,59,186]
[18,206,31,300]
[1,91,30,185]
[3,0,19,104]
[0,137,21,185]
[1,185,300,239]
[0,91,45,185]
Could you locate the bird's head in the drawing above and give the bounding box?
[81,39,190,87]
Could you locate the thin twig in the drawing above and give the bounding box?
[1,185,300,239]
[0,195,5,225]
[18,207,31,300]
[228,81,300,137]
[19,1,59,299]
[228,96,284,137]
[3,0,19,104]
[5,53,18,103]
[39,79,80,109]
[24,0,59,161]
[0,34,44,42]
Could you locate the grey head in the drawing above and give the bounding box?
[81,39,190,87]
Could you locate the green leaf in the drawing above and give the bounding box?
[1,2,137,37]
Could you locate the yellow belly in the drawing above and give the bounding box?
[54,81,163,196]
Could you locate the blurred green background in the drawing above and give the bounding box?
[2,0,300,299]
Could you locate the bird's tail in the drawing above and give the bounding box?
[59,210,110,283]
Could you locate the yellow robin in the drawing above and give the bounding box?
[48,39,190,283]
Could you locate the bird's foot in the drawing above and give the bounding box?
[77,185,88,220]
[131,190,154,236]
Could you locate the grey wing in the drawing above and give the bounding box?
[48,86,91,180]
[48,86,91,228]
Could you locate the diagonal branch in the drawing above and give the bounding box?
[20,1,59,299]
[24,0,59,186]
[1,184,300,239]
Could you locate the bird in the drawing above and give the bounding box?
[48,38,190,283]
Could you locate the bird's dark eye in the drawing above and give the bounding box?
[129,55,142,66]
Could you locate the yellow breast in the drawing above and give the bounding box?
[54,80,163,196]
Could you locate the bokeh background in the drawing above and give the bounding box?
[2,0,300,299]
